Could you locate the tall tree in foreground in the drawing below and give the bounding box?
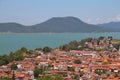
[12,71,15,80]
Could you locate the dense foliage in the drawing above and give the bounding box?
[12,71,15,80]
[59,38,92,51]
[113,43,120,50]
[43,46,52,52]
[67,66,75,72]
[1,77,10,80]
[94,70,106,75]
[0,47,26,66]
[34,67,44,78]
[37,75,64,80]
[11,64,18,70]
[74,59,82,64]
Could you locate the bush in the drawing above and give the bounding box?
[74,59,82,64]
[34,67,44,78]
[43,46,52,52]
[11,64,18,70]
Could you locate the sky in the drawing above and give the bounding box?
[0,0,120,25]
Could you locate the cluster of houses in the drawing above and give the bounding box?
[85,37,117,52]
[0,37,120,80]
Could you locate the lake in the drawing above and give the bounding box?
[0,32,120,54]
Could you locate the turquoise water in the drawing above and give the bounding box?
[0,32,120,54]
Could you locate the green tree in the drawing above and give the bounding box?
[69,40,79,47]
[0,55,10,66]
[54,75,64,80]
[67,66,75,72]
[74,59,82,64]
[13,49,24,61]
[60,44,70,51]
[98,36,105,40]
[114,73,118,77]
[35,48,43,51]
[43,46,52,52]
[12,71,15,80]
[20,47,28,52]
[94,70,106,75]
[79,71,84,77]
[11,64,18,70]
[37,75,64,80]
[113,43,120,50]
[37,76,53,80]
[85,38,93,42]
[1,77,10,80]
[0,47,27,66]
[34,67,44,78]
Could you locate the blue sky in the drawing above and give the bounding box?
[0,0,120,25]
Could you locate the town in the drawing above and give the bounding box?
[0,37,120,80]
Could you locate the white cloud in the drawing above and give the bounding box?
[86,19,92,23]
[115,14,120,21]
[92,14,120,24]
[85,14,120,24]
[95,18,108,24]
[95,18,101,21]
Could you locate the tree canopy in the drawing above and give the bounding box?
[43,46,52,52]
[34,67,44,78]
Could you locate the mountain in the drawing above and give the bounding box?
[31,17,106,33]
[0,23,29,33]
[98,22,120,32]
[0,16,115,33]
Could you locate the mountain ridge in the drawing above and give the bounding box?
[0,16,119,33]
[98,21,120,32]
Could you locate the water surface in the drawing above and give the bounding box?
[0,32,120,54]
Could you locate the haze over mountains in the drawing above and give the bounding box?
[98,22,120,32]
[0,17,120,33]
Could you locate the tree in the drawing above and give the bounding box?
[113,43,120,50]
[0,60,6,66]
[11,64,18,70]
[67,66,74,72]
[54,75,64,80]
[13,49,24,61]
[0,48,25,66]
[94,70,106,75]
[12,71,15,80]
[79,71,84,77]
[43,46,52,52]
[1,77,10,80]
[60,44,70,51]
[35,48,43,51]
[98,36,105,40]
[69,40,79,47]
[74,59,82,64]
[0,55,10,66]
[85,38,93,42]
[20,47,28,52]
[34,67,44,78]
[37,76,53,80]
[37,75,64,80]
[114,73,118,77]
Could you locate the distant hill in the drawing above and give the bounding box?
[31,17,107,33]
[98,22,120,32]
[0,16,118,33]
[0,23,30,33]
